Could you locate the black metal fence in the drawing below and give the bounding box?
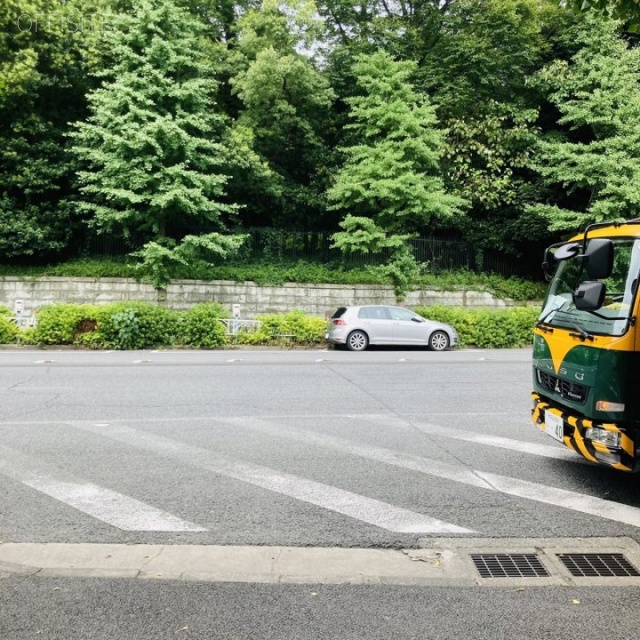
[80,228,540,278]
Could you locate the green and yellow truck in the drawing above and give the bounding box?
[532,220,640,471]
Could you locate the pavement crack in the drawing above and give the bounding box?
[5,375,37,392]
[142,546,166,567]
[271,547,283,583]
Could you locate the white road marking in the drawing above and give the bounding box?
[72,423,473,534]
[227,417,640,528]
[356,414,578,461]
[0,445,206,532]
[224,418,492,490]
[410,421,583,462]
[476,471,640,527]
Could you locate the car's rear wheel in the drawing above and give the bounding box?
[346,330,369,351]
[429,330,449,351]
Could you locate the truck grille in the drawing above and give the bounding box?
[536,370,588,404]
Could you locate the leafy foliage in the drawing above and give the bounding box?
[563,0,640,30]
[70,0,236,241]
[0,0,91,259]
[328,50,466,234]
[330,216,425,301]
[9,301,540,349]
[3,0,637,270]
[235,310,326,346]
[0,314,19,344]
[95,302,179,349]
[415,304,539,348]
[31,303,99,345]
[179,303,228,348]
[331,216,413,254]
[531,15,640,232]
[228,0,335,228]
[0,257,546,300]
[133,232,248,289]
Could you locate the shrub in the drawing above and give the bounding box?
[179,303,228,348]
[96,302,179,349]
[415,305,539,348]
[0,316,19,344]
[235,310,326,346]
[32,304,99,345]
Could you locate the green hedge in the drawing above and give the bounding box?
[2,302,539,349]
[415,305,539,348]
[95,302,180,349]
[234,310,327,346]
[0,305,19,344]
[179,303,228,348]
[27,302,215,349]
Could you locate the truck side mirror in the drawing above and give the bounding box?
[583,239,614,280]
[573,281,605,311]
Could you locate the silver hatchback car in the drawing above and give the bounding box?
[325,305,458,351]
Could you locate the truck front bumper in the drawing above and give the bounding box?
[531,393,638,472]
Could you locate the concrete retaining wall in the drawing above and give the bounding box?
[0,276,523,319]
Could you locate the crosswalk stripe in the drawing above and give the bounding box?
[0,444,206,532]
[225,417,640,528]
[360,414,581,462]
[71,422,474,534]
[476,471,640,527]
[411,421,582,462]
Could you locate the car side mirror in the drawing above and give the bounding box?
[581,239,614,280]
[573,281,606,311]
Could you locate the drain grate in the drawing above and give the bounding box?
[557,553,640,578]
[471,554,550,578]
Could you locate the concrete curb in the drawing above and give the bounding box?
[0,544,474,586]
[1,539,640,586]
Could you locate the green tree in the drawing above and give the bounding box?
[70,0,237,241]
[564,1,640,30]
[0,0,93,260]
[229,0,336,229]
[530,16,640,232]
[331,215,420,300]
[327,50,466,235]
[419,0,561,254]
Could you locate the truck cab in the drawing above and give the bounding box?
[532,220,640,471]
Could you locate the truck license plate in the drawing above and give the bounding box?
[544,410,564,442]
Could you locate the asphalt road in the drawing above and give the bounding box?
[1,346,640,639]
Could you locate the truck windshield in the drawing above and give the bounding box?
[539,238,640,337]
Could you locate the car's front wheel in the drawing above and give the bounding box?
[346,330,369,352]
[429,330,450,351]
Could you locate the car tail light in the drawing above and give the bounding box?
[332,319,346,325]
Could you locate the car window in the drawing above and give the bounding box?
[331,307,347,319]
[388,307,417,322]
[358,307,389,320]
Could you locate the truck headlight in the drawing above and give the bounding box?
[585,427,621,448]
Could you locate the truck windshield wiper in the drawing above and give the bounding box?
[569,321,594,341]
[535,300,569,328]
